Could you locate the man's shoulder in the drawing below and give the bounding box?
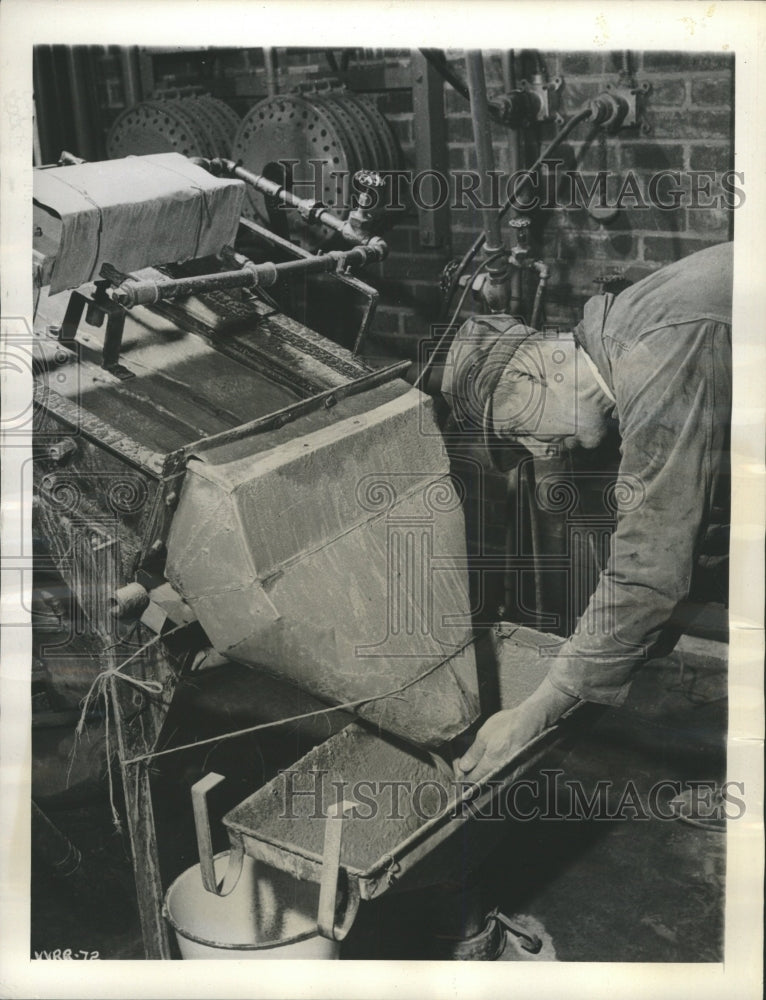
[604,242,733,348]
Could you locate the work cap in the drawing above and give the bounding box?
[441,315,537,471]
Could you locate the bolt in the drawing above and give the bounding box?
[164,491,178,508]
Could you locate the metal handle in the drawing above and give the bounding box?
[190,773,244,897]
[317,799,360,941]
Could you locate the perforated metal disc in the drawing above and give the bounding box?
[232,94,352,224]
[150,99,216,157]
[107,101,210,159]
[354,95,401,170]
[337,93,387,170]
[182,97,232,156]
[202,95,242,135]
[309,93,366,178]
[196,95,242,155]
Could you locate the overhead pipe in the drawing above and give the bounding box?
[465,51,511,313]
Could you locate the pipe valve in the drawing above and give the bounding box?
[589,79,650,131]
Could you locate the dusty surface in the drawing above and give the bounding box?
[225,725,453,874]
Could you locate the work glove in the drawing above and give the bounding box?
[456,675,579,783]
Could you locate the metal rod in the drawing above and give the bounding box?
[465,51,503,254]
[465,51,510,311]
[187,359,412,456]
[66,46,94,159]
[501,50,515,92]
[263,47,278,98]
[227,162,368,245]
[506,51,523,315]
[120,46,142,107]
[110,244,384,308]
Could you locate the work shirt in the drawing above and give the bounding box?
[547,241,732,705]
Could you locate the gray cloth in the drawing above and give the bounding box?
[33,153,245,294]
[548,241,733,704]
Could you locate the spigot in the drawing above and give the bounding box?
[509,217,531,265]
[345,171,385,241]
[509,217,530,246]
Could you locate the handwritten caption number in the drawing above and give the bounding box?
[34,948,100,960]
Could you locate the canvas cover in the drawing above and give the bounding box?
[33,153,245,294]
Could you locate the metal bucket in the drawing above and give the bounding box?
[163,851,339,959]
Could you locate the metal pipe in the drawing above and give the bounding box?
[231,162,360,241]
[111,245,385,308]
[120,46,142,107]
[501,49,516,92]
[263,47,278,97]
[206,159,380,247]
[465,51,503,254]
[530,261,550,329]
[506,51,523,316]
[465,51,510,312]
[441,104,594,319]
[66,46,94,159]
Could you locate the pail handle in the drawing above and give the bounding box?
[317,800,360,941]
[191,773,244,896]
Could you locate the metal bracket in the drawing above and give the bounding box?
[58,272,133,380]
[591,76,651,132]
[518,75,564,123]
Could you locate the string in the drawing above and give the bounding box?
[121,634,480,767]
[66,623,186,831]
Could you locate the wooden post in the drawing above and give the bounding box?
[108,626,181,960]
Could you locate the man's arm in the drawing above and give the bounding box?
[458,319,731,779]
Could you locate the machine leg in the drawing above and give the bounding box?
[118,758,173,959]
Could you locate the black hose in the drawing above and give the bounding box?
[440,105,594,320]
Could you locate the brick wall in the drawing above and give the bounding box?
[83,46,734,355]
[44,45,735,352]
[358,48,734,354]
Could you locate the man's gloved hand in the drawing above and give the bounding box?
[456,675,579,783]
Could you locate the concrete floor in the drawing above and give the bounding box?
[31,650,726,962]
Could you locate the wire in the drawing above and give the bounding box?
[120,633,480,767]
[441,106,594,320]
